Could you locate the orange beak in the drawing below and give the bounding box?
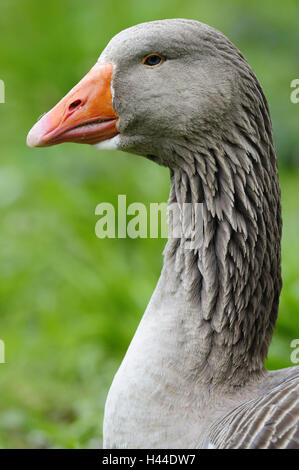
[27,63,118,147]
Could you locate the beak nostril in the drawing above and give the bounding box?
[68,99,82,112]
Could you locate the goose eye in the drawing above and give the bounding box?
[142,54,163,67]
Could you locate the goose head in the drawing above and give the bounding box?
[27,19,245,167]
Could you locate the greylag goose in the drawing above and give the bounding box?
[27,19,299,449]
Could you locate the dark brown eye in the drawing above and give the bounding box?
[142,53,163,67]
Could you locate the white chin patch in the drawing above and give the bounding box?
[94,135,120,150]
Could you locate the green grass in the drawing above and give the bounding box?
[0,0,298,449]
[267,171,299,370]
[0,160,298,449]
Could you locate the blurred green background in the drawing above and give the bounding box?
[0,0,298,449]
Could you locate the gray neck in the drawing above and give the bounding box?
[159,127,282,388]
[103,82,283,450]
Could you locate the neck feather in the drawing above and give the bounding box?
[162,114,281,385]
